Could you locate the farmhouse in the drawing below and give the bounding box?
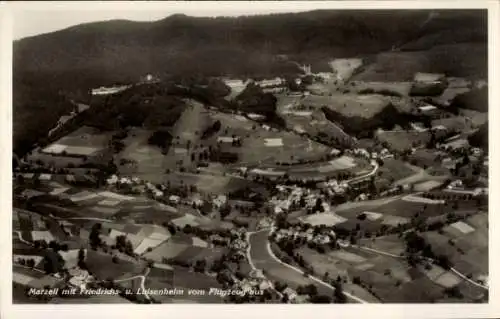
[213,195,227,208]
[169,195,181,205]
[217,136,241,144]
[282,287,298,301]
[256,77,285,88]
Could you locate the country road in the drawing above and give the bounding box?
[248,228,370,303]
[114,267,151,300]
[346,162,379,184]
[245,231,284,300]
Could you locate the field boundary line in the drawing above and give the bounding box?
[354,244,489,290]
[264,230,369,304]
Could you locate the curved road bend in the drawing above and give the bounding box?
[248,229,369,303]
[114,267,151,300]
[245,231,284,300]
[346,162,379,185]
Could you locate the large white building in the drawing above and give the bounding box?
[91,85,131,96]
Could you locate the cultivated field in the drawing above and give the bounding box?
[276,95,354,145]
[302,94,390,118]
[145,266,224,303]
[358,234,406,256]
[85,250,145,280]
[164,100,211,170]
[378,158,420,183]
[116,128,167,181]
[351,81,412,97]
[423,212,488,283]
[26,127,114,168]
[163,171,258,195]
[376,130,432,152]
[296,247,380,302]
[299,212,347,226]
[209,110,332,166]
[237,130,330,165]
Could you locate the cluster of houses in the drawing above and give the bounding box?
[274,226,336,246]
[346,147,393,160]
[106,174,164,198]
[318,179,349,195]
[67,266,94,293]
[446,179,488,197]
[272,185,308,213]
[231,268,274,299]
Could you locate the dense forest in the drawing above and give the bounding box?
[321,104,431,139]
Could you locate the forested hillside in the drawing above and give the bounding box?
[13,9,487,155]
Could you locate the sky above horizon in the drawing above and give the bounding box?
[12,1,341,40]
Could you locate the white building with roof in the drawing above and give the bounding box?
[414,72,445,83]
[91,85,131,96]
[169,195,181,204]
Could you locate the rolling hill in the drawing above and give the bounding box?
[13,9,487,155]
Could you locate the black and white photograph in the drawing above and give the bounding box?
[1,0,498,315]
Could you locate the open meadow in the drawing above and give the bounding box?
[26,126,114,168]
[302,94,390,118]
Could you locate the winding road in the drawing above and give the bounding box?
[247,228,369,303]
[114,267,151,300]
[346,162,379,184]
[245,231,284,300]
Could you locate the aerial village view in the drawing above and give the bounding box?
[11,8,489,304]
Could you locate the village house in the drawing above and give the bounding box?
[169,195,181,205]
[283,287,298,302]
[256,77,285,88]
[217,136,241,145]
[213,194,228,208]
[447,180,464,190]
[91,85,131,96]
[68,268,93,292]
